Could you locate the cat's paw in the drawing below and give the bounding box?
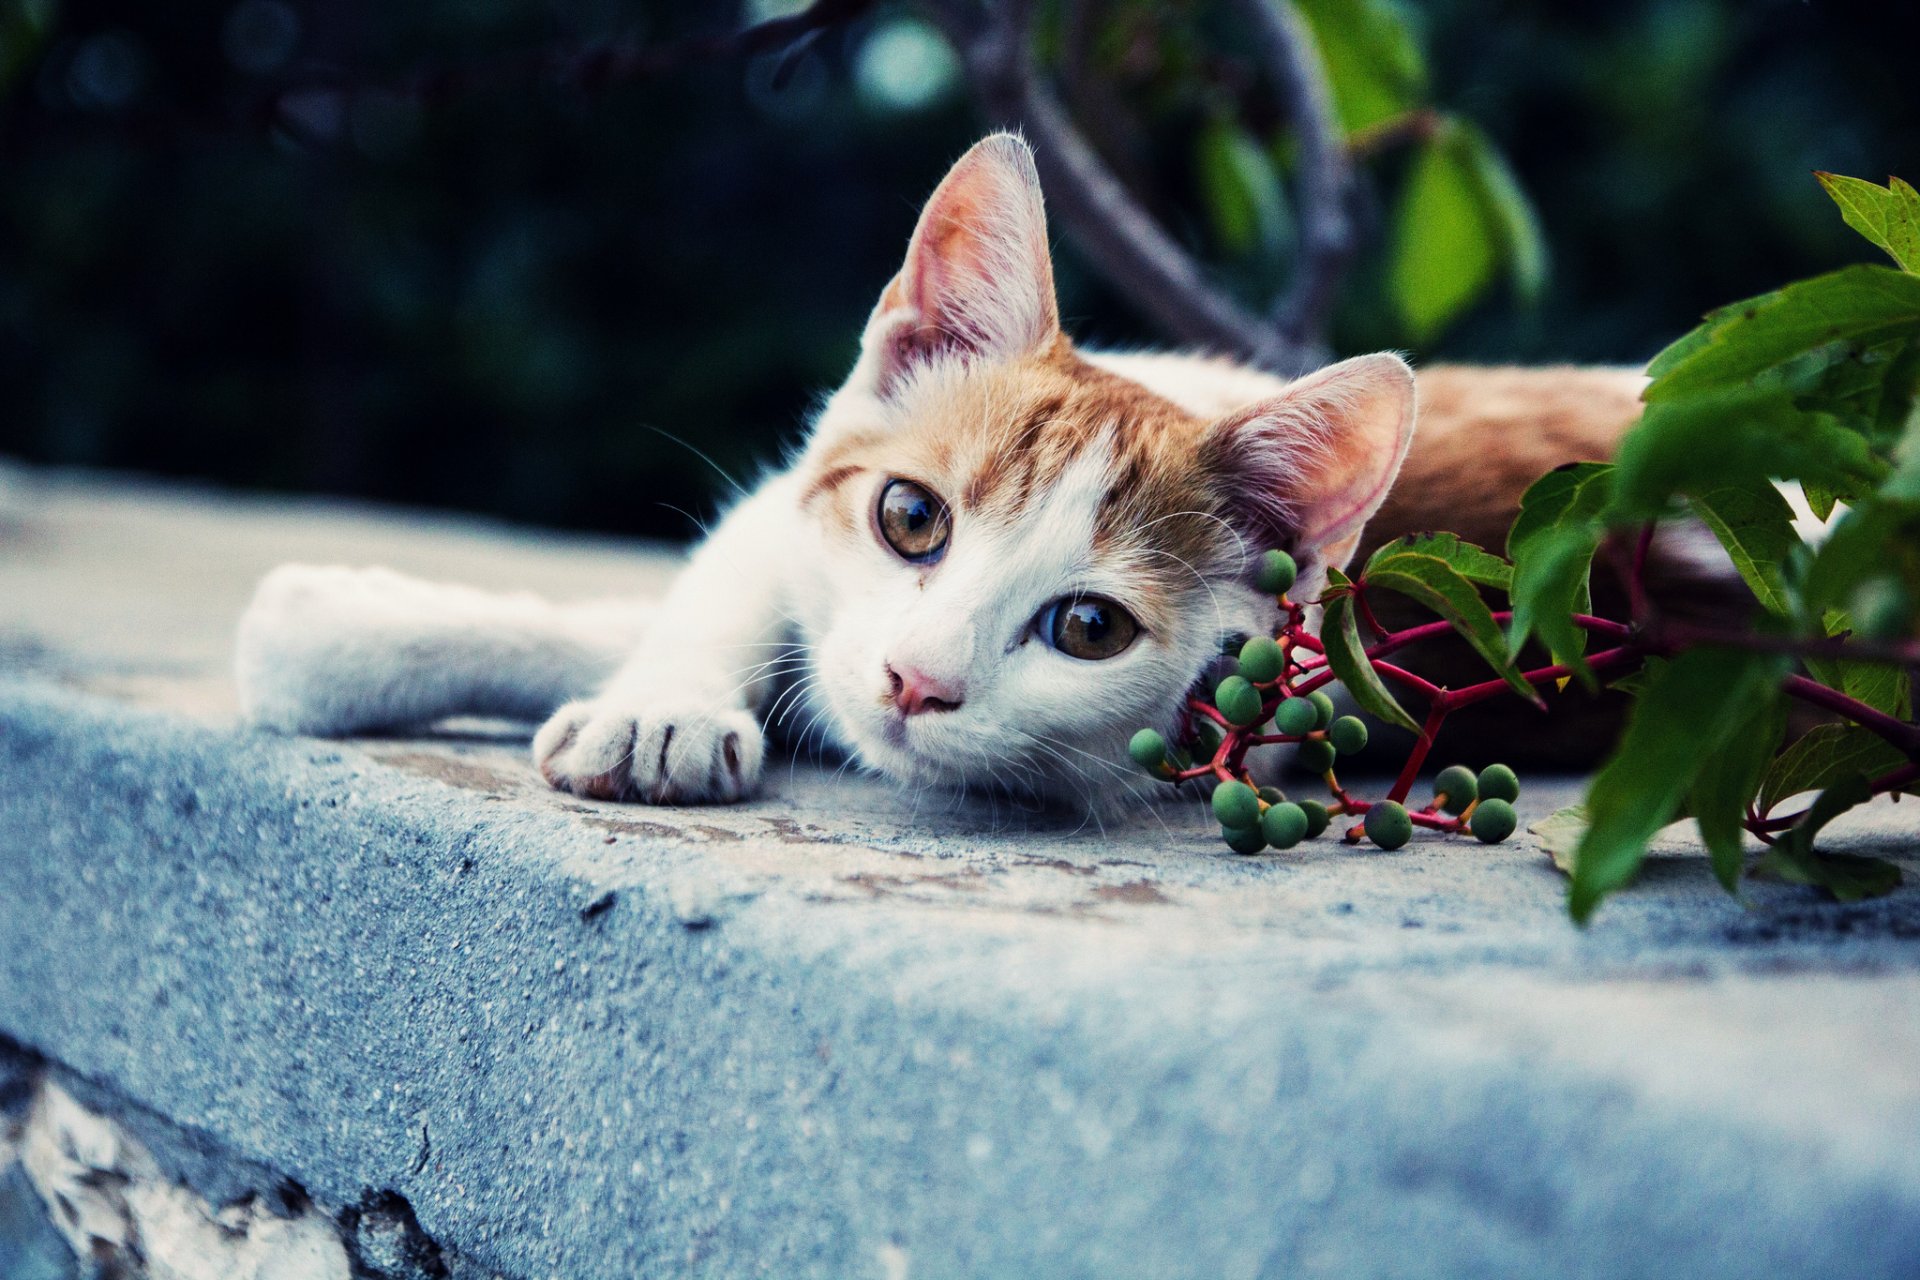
[533,697,764,804]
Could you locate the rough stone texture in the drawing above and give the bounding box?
[1,466,1918,1279]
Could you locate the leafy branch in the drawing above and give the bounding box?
[1128,170,1920,923]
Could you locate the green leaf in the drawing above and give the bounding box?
[1754,773,1901,903]
[1644,265,1920,401]
[1320,572,1422,735]
[1507,523,1601,685]
[1605,389,1883,525]
[1816,172,1920,273]
[1568,649,1787,923]
[1531,805,1588,876]
[1455,121,1547,304]
[1505,463,1612,680]
[1507,462,1614,561]
[1757,723,1907,814]
[1688,694,1787,892]
[1799,495,1920,618]
[1292,0,1426,134]
[1365,531,1512,591]
[1364,551,1540,705]
[1686,481,1800,618]
[1389,122,1499,342]
[1197,119,1291,260]
[1807,610,1914,719]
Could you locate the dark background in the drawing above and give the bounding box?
[2,0,1916,539]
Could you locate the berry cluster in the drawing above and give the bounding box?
[1127,549,1525,854]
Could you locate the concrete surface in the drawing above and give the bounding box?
[1,465,1918,1278]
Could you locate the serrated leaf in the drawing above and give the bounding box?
[1507,523,1600,686]
[1757,723,1907,814]
[1507,462,1614,561]
[1688,694,1787,892]
[1816,172,1920,273]
[1532,805,1588,876]
[1800,495,1920,618]
[1568,649,1787,923]
[1808,610,1914,719]
[1605,389,1883,525]
[1366,531,1512,590]
[1293,0,1426,134]
[1321,584,1422,735]
[1754,773,1901,903]
[1686,481,1800,618]
[1365,551,1540,705]
[1644,264,1920,400]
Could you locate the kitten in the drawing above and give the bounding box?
[237,134,1645,806]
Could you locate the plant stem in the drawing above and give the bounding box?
[1781,675,1920,758]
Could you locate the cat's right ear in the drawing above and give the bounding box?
[856,133,1061,396]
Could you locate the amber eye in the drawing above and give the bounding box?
[1041,597,1139,661]
[876,478,952,563]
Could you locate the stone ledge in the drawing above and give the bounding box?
[2,468,1919,1278]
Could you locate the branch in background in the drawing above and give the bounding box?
[1234,0,1355,346]
[923,0,1353,375]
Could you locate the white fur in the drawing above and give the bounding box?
[234,135,1413,807]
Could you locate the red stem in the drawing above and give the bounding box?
[1781,675,1920,758]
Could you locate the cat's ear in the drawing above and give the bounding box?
[1202,353,1417,583]
[858,133,1060,394]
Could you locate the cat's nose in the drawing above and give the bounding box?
[885,663,965,716]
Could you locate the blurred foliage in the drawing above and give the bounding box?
[1,0,1918,538]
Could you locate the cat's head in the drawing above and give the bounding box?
[790,134,1415,805]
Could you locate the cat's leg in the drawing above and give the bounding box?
[533,476,803,805]
[237,565,650,735]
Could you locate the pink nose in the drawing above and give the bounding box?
[886,663,965,716]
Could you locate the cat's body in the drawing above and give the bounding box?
[237,136,1647,808]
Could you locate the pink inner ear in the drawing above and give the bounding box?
[1206,353,1417,564]
[867,135,1059,391]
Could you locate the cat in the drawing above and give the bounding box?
[236,133,1647,807]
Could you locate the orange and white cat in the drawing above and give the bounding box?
[236,134,1645,805]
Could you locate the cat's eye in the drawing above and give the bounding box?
[876,478,951,563]
[1040,596,1139,661]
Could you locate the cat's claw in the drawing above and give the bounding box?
[533,697,764,804]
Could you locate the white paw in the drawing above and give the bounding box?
[533,697,764,804]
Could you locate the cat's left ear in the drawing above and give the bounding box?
[1203,353,1417,585]
[858,133,1061,395]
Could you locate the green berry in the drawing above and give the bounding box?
[1470,798,1518,844]
[1222,823,1267,854]
[1191,721,1224,759]
[1434,764,1478,815]
[1273,697,1318,735]
[1214,676,1265,728]
[1328,716,1368,755]
[1261,801,1309,849]
[1237,635,1284,684]
[1296,738,1336,774]
[1212,779,1261,830]
[1258,786,1287,806]
[1128,729,1168,771]
[1477,763,1520,804]
[1218,631,1249,656]
[1298,799,1331,839]
[1254,549,1298,596]
[1363,801,1413,850]
[1308,690,1336,729]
